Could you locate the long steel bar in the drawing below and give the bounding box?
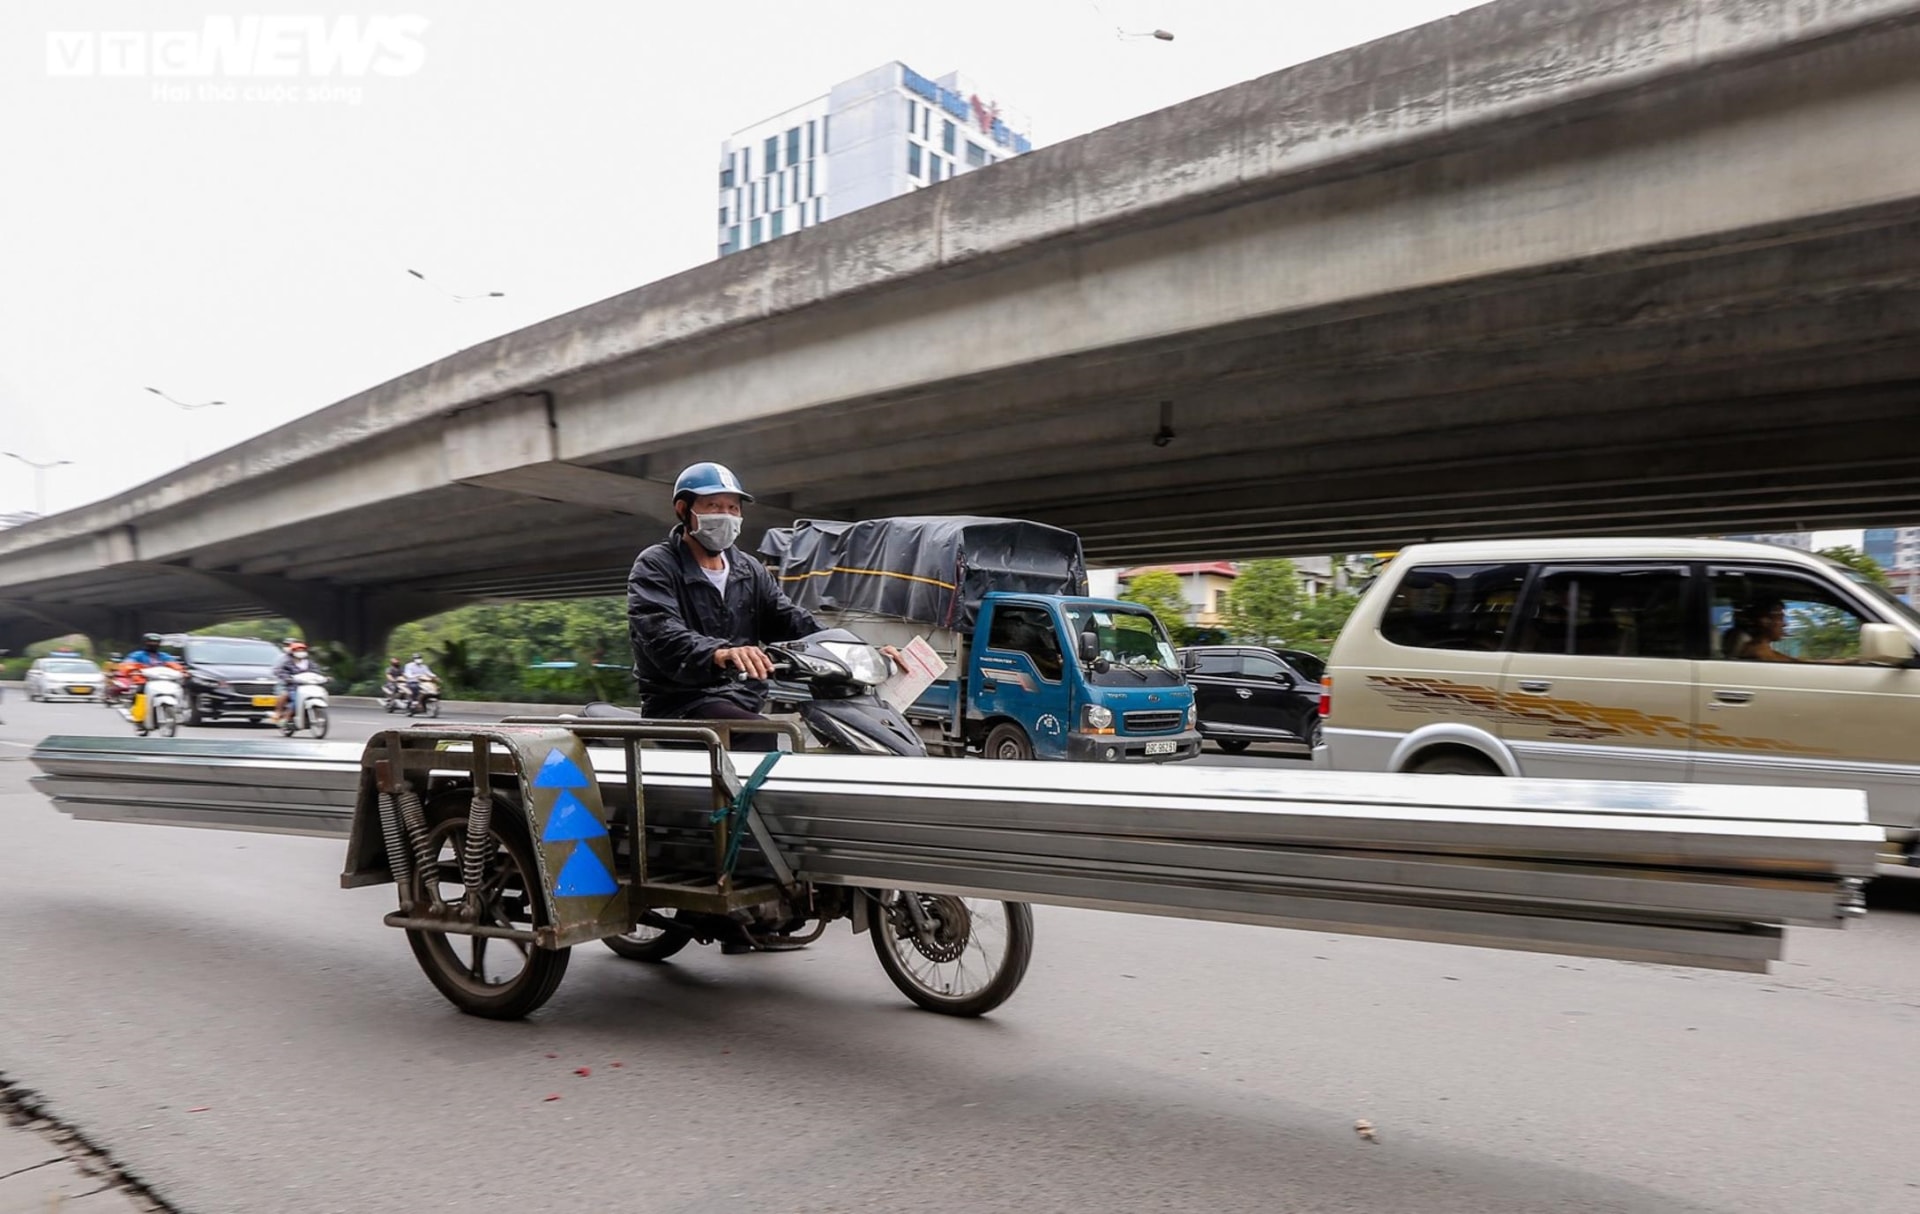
[26,736,1882,974]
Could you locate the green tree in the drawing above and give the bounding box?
[1119,571,1190,640]
[1225,559,1303,645]
[1817,545,1892,589]
[1290,591,1362,659]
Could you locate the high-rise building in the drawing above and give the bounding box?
[716,62,1033,257]
[1721,531,1814,551]
[1863,527,1899,569]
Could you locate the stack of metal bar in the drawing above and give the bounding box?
[30,736,1881,972]
[30,736,360,838]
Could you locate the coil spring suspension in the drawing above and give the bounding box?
[462,785,494,911]
[395,785,436,903]
[376,790,415,910]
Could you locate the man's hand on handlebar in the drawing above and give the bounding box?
[714,645,777,680]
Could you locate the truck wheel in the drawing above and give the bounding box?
[1214,739,1251,755]
[983,723,1032,761]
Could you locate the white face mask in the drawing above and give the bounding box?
[689,511,743,552]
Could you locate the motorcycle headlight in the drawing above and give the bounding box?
[819,641,889,686]
[1084,704,1113,731]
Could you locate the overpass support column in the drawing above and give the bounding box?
[181,571,466,659]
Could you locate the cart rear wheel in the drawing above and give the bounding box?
[603,910,693,962]
[870,891,1033,1017]
[405,792,569,1020]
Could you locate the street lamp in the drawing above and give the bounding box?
[406,268,505,302]
[3,451,74,516]
[1090,1,1172,39]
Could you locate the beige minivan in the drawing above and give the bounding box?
[1318,539,1920,857]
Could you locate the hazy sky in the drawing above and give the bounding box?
[0,0,1481,517]
[0,1,1866,548]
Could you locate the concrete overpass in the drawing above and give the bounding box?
[8,0,1920,652]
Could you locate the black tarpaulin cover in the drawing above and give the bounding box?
[758,516,1089,633]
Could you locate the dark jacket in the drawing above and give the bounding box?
[627,526,821,715]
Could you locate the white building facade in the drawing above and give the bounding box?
[717,62,1033,257]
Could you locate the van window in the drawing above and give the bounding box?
[1516,566,1690,658]
[1710,567,1868,663]
[1379,563,1528,651]
[986,604,1065,681]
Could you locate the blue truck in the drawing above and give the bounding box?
[759,516,1201,763]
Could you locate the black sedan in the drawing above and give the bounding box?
[1176,645,1322,755]
[181,635,285,725]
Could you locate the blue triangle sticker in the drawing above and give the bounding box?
[532,748,592,789]
[553,844,618,898]
[540,789,606,843]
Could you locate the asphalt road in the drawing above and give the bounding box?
[3,695,1919,1213]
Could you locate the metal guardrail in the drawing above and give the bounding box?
[26,735,1882,972]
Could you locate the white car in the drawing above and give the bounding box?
[25,656,106,702]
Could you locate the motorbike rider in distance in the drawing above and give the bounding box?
[402,653,436,710]
[125,633,176,667]
[270,641,319,725]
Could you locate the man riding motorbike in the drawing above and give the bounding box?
[627,462,833,751]
[269,641,320,725]
[400,652,436,712]
[125,633,176,667]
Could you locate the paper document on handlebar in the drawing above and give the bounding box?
[878,636,948,710]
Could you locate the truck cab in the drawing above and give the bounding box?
[961,593,1200,762]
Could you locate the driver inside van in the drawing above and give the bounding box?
[1726,599,1801,663]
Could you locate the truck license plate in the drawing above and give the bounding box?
[1144,740,1177,756]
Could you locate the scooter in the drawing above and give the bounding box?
[760,628,926,756]
[278,670,331,739]
[406,675,441,718]
[125,664,186,737]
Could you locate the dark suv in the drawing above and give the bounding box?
[1176,645,1323,754]
[181,635,285,725]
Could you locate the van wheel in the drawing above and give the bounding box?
[983,723,1033,761]
[1410,752,1501,776]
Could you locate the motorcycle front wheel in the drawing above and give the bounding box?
[307,704,329,739]
[155,702,179,737]
[869,891,1033,1017]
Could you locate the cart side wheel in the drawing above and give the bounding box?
[602,910,693,962]
[405,790,570,1020]
[870,891,1033,1017]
